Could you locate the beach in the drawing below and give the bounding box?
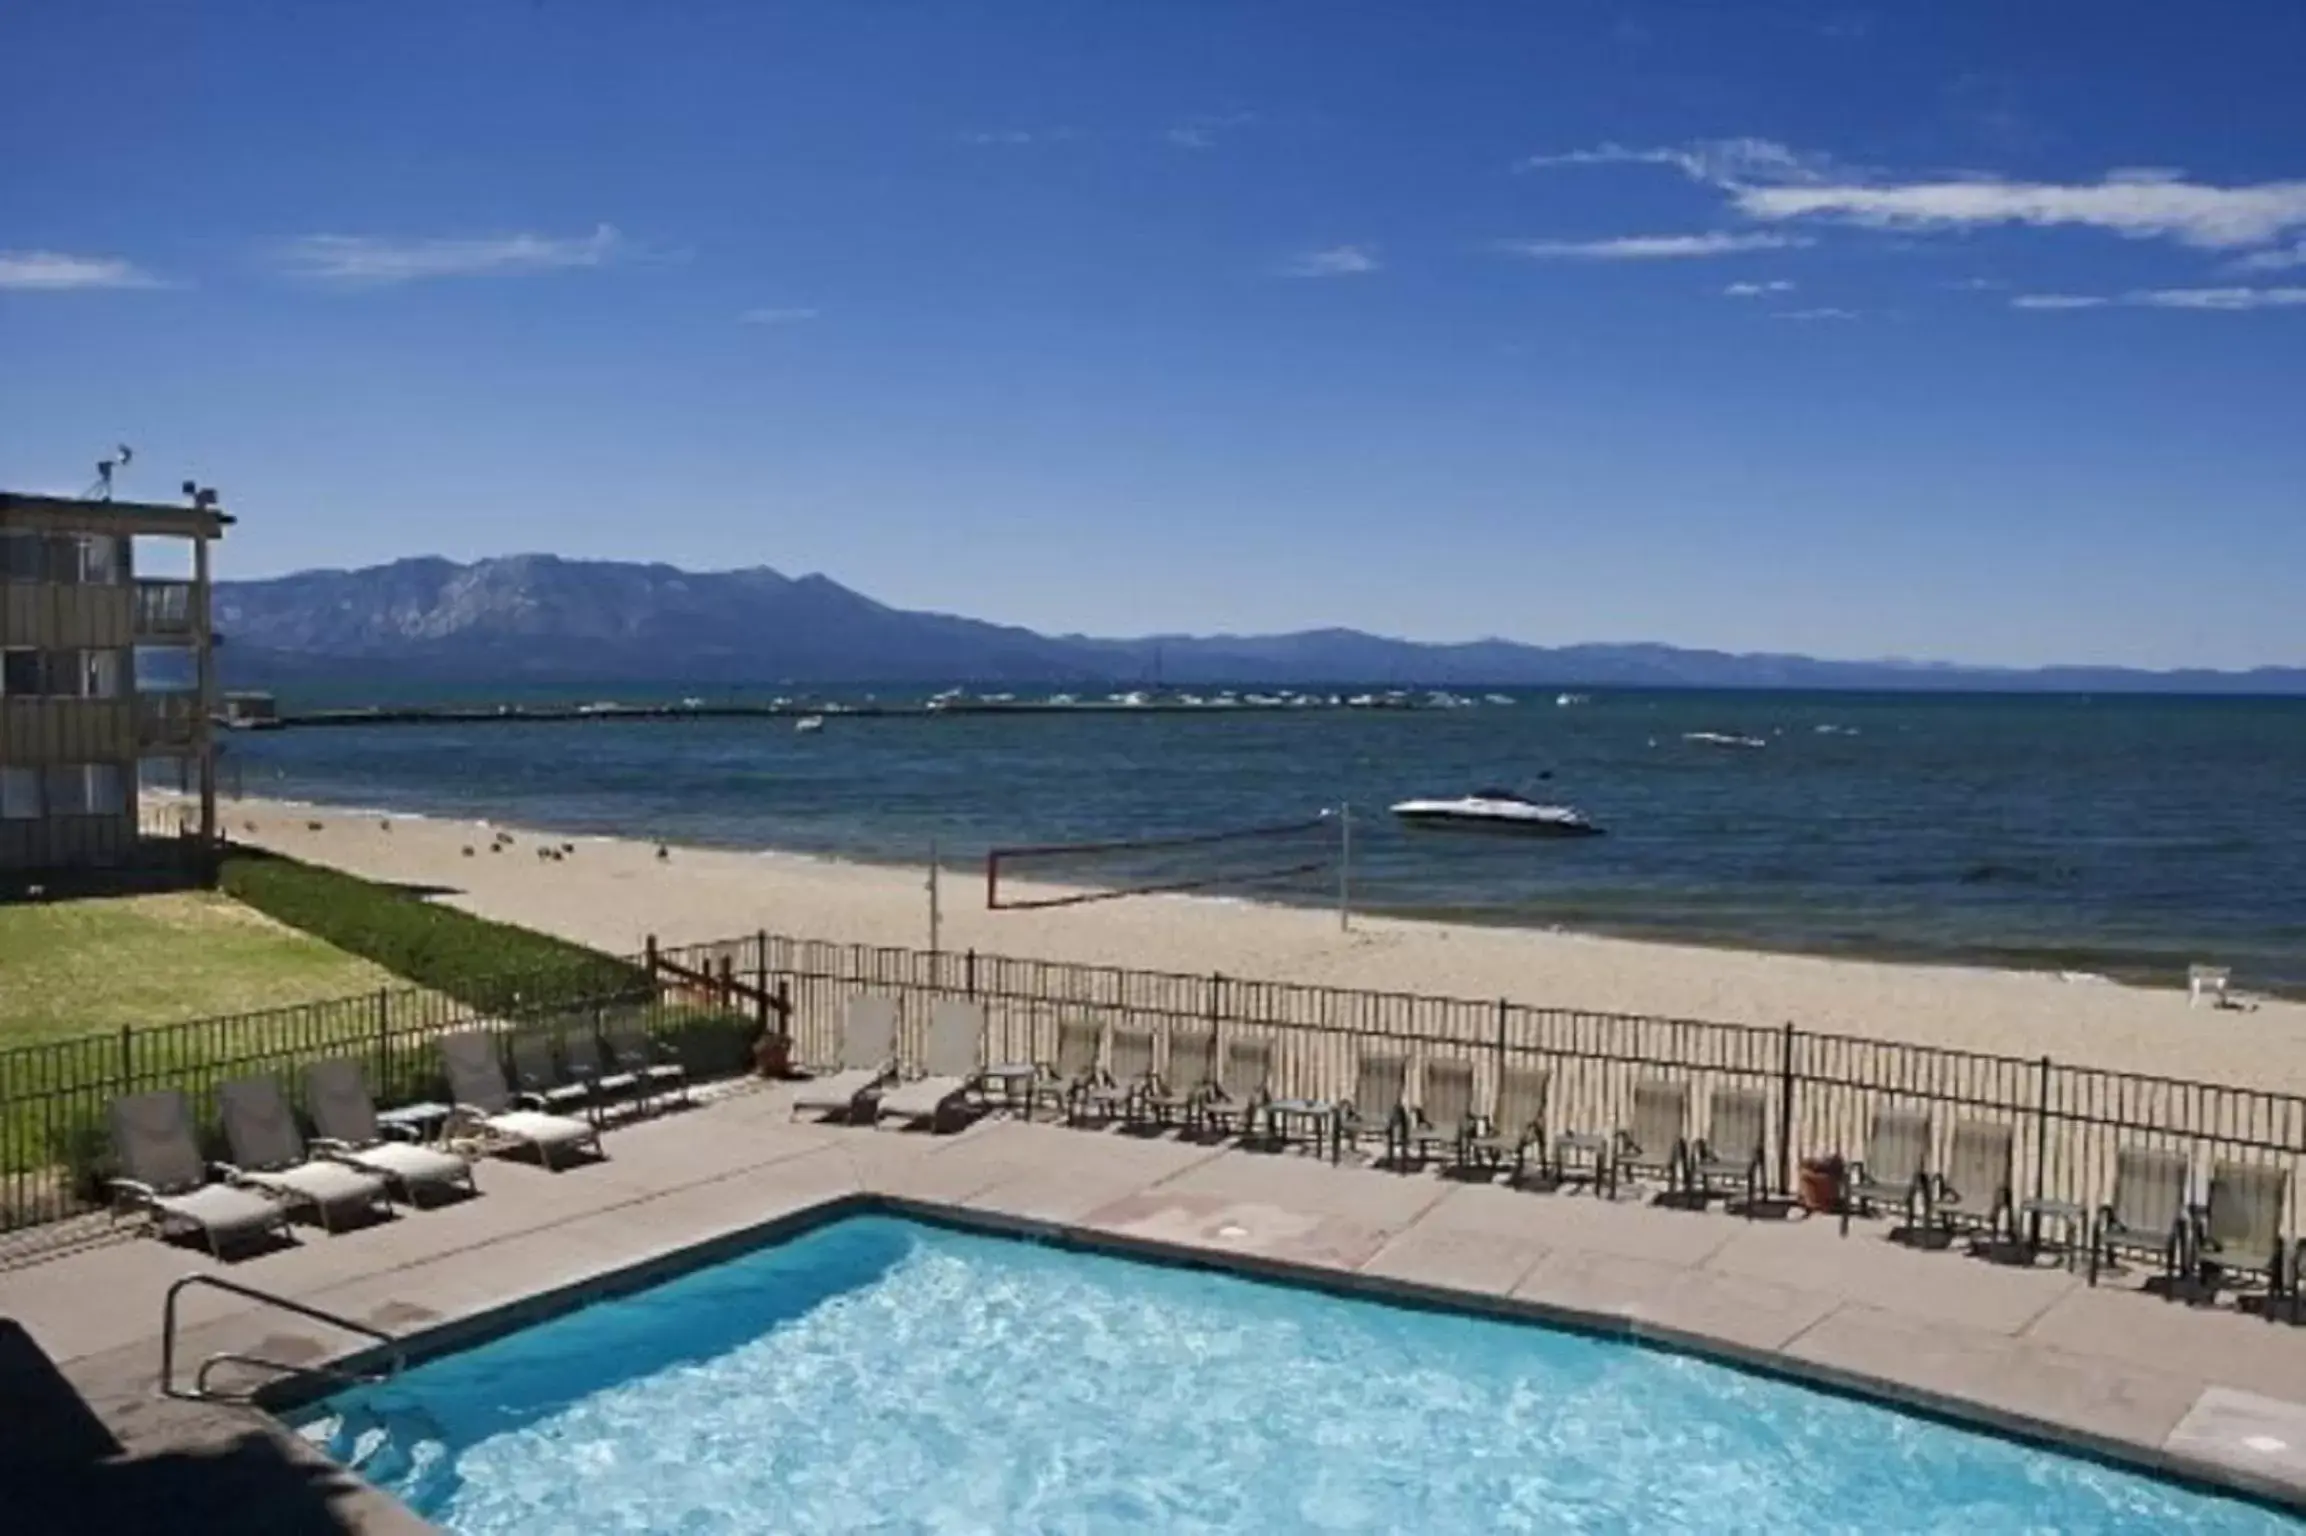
[219,795,2306,1094]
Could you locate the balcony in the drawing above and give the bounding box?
[137,691,202,751]
[133,579,197,641]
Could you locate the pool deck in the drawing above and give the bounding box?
[5,1084,2306,1531]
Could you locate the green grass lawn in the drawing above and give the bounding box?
[0,891,409,1045]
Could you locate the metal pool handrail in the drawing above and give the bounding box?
[160,1272,407,1402]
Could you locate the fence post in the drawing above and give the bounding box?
[1776,1022,1796,1195]
[376,988,392,1087]
[118,1023,133,1091]
[717,953,736,1010]
[1208,972,1223,1028]
[755,930,768,1003]
[644,934,660,987]
[1495,998,1509,1078]
[2034,1054,2053,1210]
[965,948,978,998]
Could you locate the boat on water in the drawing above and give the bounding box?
[794,715,825,734]
[1389,789,1603,837]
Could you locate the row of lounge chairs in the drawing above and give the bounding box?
[790,998,2300,1317]
[106,1023,687,1259]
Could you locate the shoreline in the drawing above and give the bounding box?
[197,793,2306,1095]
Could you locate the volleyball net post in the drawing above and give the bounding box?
[983,810,1348,916]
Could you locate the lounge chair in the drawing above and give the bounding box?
[303,1060,477,1204]
[1614,1078,1691,1198]
[1080,1025,1156,1125]
[873,999,986,1130]
[1141,1026,1218,1130]
[1688,1086,1768,1213]
[1930,1120,2014,1247]
[2193,1161,2293,1318]
[106,1089,294,1258]
[603,1006,691,1109]
[440,1029,605,1169]
[1467,1064,1549,1183]
[790,997,900,1121]
[2088,1145,2192,1288]
[1839,1105,1932,1236]
[561,1029,643,1121]
[1408,1057,1479,1169]
[508,1029,598,1122]
[1336,1050,1410,1166]
[1035,1016,1106,1124]
[216,1078,393,1233]
[1201,1038,1273,1140]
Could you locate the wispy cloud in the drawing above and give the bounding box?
[1773,306,1859,321]
[738,306,820,325]
[2012,286,2306,311]
[1944,276,2008,291]
[1723,279,1796,297]
[275,224,625,285]
[1278,244,1380,278]
[1519,137,1833,188]
[2232,240,2306,272]
[1498,232,1809,261]
[1736,170,2306,251]
[960,128,1074,147]
[0,250,170,291]
[1165,111,1256,150]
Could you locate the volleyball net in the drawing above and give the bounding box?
[984,811,1341,911]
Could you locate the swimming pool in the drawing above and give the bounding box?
[303,1214,2294,1533]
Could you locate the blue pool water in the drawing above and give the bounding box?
[306,1216,2295,1533]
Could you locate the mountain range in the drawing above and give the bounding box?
[211,555,2306,694]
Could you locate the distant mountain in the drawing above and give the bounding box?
[212,554,2306,694]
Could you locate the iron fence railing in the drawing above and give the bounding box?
[9,929,2305,1264]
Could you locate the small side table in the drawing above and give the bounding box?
[978,1063,1042,1120]
[2021,1196,2089,1269]
[1266,1098,1339,1162]
[377,1101,453,1145]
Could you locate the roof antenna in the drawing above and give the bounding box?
[85,443,133,500]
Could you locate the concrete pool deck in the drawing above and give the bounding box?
[4,1084,2305,1531]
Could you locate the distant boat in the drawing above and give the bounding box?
[795,715,825,734]
[1555,693,1589,707]
[1684,731,1765,749]
[1390,789,1603,837]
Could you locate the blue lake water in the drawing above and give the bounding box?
[221,687,2306,990]
[306,1215,2295,1533]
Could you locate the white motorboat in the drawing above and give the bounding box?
[794,715,825,734]
[1390,789,1603,837]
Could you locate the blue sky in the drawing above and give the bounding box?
[4,2,2303,669]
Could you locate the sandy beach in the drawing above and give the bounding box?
[205,794,2306,1094]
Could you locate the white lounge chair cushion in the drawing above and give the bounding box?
[876,1074,969,1123]
[485,1109,595,1147]
[242,1161,388,1210]
[792,1067,885,1114]
[152,1182,286,1234]
[341,1141,470,1188]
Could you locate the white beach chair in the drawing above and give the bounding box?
[791,996,901,1121]
[872,1000,985,1131]
[2188,964,2231,1009]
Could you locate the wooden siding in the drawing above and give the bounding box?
[0,699,136,768]
[0,580,133,649]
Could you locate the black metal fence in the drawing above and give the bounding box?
[0,938,763,1240]
[760,934,2306,1243]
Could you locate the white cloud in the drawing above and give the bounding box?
[1498,232,1809,260]
[1519,137,1832,187]
[276,224,624,284]
[1723,279,1796,297]
[1944,276,2008,291]
[2011,286,2306,311]
[1279,245,1380,278]
[1736,174,2306,250]
[961,128,1074,146]
[2232,240,2306,272]
[1773,306,1859,321]
[1165,112,1256,150]
[0,251,169,290]
[738,306,820,325]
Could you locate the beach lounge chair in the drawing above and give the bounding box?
[603,1007,690,1109]
[216,1078,393,1233]
[1408,1057,1479,1170]
[106,1090,294,1258]
[873,999,986,1130]
[440,1029,604,1168]
[1614,1079,1691,1198]
[1142,1026,1218,1130]
[2088,1145,2192,1288]
[790,997,900,1121]
[1468,1064,1549,1183]
[1688,1086,1769,1213]
[1201,1038,1274,1140]
[1036,1016,1106,1123]
[1930,1120,2014,1246]
[303,1060,477,1204]
[1336,1050,1410,1166]
[1080,1025,1157,1125]
[1839,1105,1932,1236]
[2193,1161,2293,1318]
[508,1029,598,1122]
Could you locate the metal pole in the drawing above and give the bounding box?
[1337,802,1352,933]
[928,838,942,955]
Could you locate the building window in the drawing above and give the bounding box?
[85,763,126,814]
[78,649,124,699]
[43,765,91,816]
[0,767,39,820]
[0,532,40,581]
[1,648,37,695]
[79,536,128,585]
